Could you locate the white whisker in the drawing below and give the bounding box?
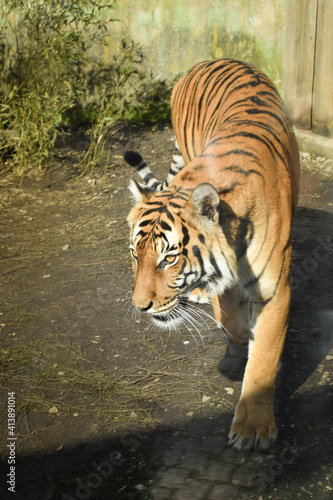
[210,300,228,318]
[124,302,133,322]
[185,303,215,327]
[181,307,211,337]
[177,308,205,344]
[179,316,201,345]
[177,292,232,342]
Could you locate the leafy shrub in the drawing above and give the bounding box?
[122,79,172,124]
[0,0,117,172]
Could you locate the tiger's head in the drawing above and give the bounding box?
[126,176,237,330]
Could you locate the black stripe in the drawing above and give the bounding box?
[164,207,175,223]
[182,224,190,247]
[245,108,286,131]
[251,213,269,265]
[209,253,222,277]
[151,181,162,189]
[179,259,187,274]
[207,131,273,158]
[142,207,162,217]
[169,201,181,209]
[235,217,252,259]
[160,220,172,231]
[192,245,206,278]
[244,275,259,288]
[219,149,259,161]
[218,182,240,195]
[146,201,164,206]
[225,166,264,178]
[143,172,155,182]
[223,121,288,168]
[136,161,148,171]
[138,219,151,227]
[174,193,189,202]
[246,240,277,288]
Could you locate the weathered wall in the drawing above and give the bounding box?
[108,0,286,92]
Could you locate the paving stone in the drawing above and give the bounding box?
[198,435,228,454]
[162,448,183,467]
[216,445,250,465]
[156,467,192,489]
[172,437,201,453]
[172,479,212,500]
[177,451,209,472]
[197,459,235,483]
[150,486,176,500]
[207,483,248,500]
[230,464,259,487]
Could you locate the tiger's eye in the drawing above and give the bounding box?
[165,255,176,263]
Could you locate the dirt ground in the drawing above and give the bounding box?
[0,124,332,500]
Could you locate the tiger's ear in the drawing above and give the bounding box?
[190,183,220,223]
[128,178,156,205]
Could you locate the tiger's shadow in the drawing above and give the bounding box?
[276,205,333,401]
[219,205,333,396]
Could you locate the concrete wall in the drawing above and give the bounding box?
[109,0,286,93]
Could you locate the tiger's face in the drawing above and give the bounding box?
[127,179,237,329]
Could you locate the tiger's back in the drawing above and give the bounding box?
[171,59,299,210]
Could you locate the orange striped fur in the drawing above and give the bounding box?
[125,59,300,450]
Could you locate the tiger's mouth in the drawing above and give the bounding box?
[150,297,188,328]
[141,295,212,343]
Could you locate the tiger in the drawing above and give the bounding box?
[124,58,300,451]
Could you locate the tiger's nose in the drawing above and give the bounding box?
[134,300,153,312]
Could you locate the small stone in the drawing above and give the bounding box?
[130,411,138,419]
[49,406,59,414]
[135,484,145,491]
[225,387,234,395]
[202,395,212,403]
[186,411,195,417]
[62,244,70,251]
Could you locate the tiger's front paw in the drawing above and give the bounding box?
[228,396,278,451]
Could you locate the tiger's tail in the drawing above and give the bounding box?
[124,141,185,191]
